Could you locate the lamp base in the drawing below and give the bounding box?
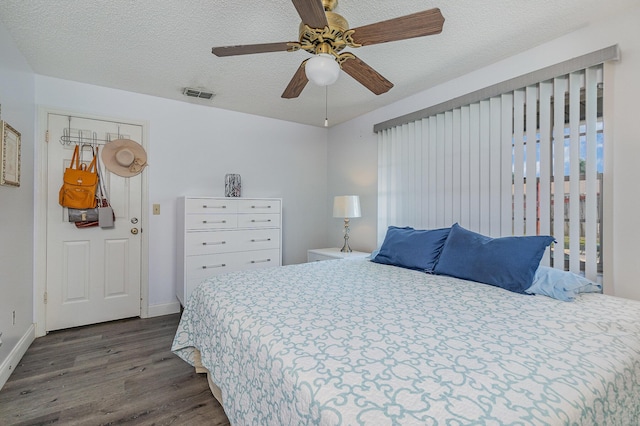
[340,218,352,252]
[340,240,352,253]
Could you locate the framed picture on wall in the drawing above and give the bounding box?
[0,120,21,187]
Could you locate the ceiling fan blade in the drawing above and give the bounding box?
[350,8,444,46]
[291,0,328,28]
[282,60,309,99]
[341,55,394,95]
[212,42,295,57]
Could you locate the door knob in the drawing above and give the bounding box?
[131,228,139,235]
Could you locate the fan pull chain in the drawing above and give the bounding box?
[324,86,329,127]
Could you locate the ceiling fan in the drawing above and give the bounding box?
[211,0,444,99]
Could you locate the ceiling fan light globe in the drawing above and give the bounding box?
[305,54,340,86]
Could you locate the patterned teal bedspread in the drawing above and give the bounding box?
[172,259,640,425]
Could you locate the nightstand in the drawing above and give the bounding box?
[307,247,371,262]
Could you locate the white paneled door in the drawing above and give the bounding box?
[46,113,143,331]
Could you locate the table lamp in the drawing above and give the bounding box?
[333,195,361,253]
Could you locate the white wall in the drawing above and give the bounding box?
[325,121,379,253]
[0,21,36,387]
[327,5,640,300]
[35,77,330,309]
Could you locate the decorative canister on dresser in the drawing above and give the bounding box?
[176,196,282,306]
[225,173,241,197]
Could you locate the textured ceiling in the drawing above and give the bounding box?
[0,0,636,127]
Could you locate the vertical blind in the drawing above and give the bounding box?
[377,65,603,280]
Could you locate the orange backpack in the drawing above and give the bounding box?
[59,145,99,209]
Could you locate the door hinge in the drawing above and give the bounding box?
[44,292,48,304]
[45,130,49,143]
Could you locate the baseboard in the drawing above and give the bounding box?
[0,324,35,390]
[147,301,181,318]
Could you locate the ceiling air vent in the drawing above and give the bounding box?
[183,87,215,100]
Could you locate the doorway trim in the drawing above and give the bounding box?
[35,107,150,337]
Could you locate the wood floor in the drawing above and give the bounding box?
[0,314,230,425]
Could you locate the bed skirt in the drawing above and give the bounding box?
[193,348,224,406]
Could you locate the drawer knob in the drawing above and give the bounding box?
[251,219,271,223]
[202,264,226,269]
[251,205,271,209]
[203,241,226,245]
[203,220,226,224]
[203,205,226,209]
[250,238,271,242]
[250,259,271,264]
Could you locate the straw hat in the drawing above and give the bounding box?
[102,139,147,177]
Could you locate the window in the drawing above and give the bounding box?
[377,63,605,282]
[513,77,604,278]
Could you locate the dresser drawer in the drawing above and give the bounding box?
[185,197,238,214]
[182,249,280,304]
[308,251,331,262]
[237,213,280,228]
[238,199,281,213]
[185,249,281,292]
[185,228,280,255]
[186,214,238,230]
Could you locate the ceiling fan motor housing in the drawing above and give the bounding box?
[298,11,351,55]
[322,0,338,11]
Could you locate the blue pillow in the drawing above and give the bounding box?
[367,249,380,260]
[526,266,602,301]
[433,223,555,294]
[372,226,450,272]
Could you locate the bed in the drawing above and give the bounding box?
[172,253,640,425]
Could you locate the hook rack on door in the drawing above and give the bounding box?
[59,127,102,146]
[58,116,125,146]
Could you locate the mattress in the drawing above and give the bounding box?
[172,259,640,425]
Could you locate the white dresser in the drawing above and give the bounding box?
[176,196,282,306]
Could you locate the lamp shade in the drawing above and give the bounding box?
[333,195,361,218]
[305,54,340,86]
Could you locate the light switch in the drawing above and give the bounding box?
[153,204,161,215]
